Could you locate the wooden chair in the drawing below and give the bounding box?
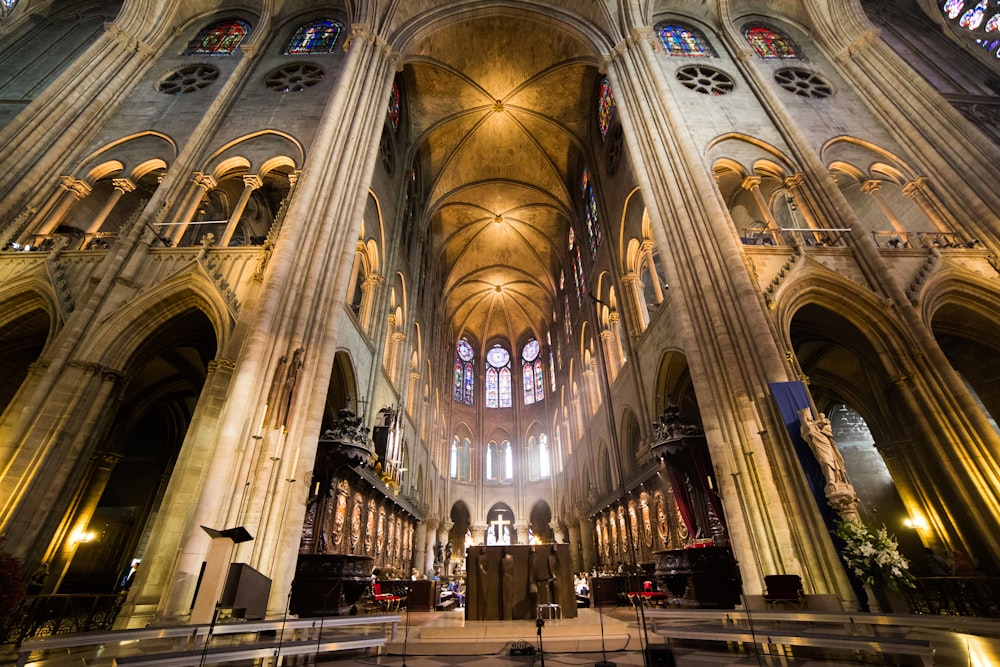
[372,582,403,612]
[763,574,805,610]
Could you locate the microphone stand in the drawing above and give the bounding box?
[401,583,411,667]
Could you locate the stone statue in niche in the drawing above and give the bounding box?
[655,493,669,548]
[364,499,375,554]
[628,499,639,547]
[641,492,653,547]
[350,494,362,552]
[376,508,386,557]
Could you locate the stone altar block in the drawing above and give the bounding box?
[465,544,576,620]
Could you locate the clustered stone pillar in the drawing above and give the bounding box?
[422,517,438,576]
[860,179,907,234]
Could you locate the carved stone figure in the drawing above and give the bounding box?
[799,408,849,487]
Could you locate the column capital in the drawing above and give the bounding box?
[860,179,883,195]
[192,172,218,190]
[111,177,136,193]
[901,176,929,198]
[60,176,92,198]
[783,173,805,189]
[620,272,640,286]
[740,175,763,191]
[242,174,264,190]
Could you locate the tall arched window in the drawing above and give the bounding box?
[522,339,544,405]
[282,19,344,54]
[597,77,615,140]
[185,19,251,55]
[0,0,18,16]
[744,25,798,59]
[486,440,513,482]
[387,80,401,133]
[657,24,717,57]
[486,344,511,408]
[528,435,550,481]
[581,167,601,259]
[454,338,474,405]
[450,436,472,481]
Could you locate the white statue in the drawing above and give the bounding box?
[799,408,849,487]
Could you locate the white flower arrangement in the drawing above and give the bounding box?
[835,520,915,590]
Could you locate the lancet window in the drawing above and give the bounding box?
[185,19,251,55]
[522,338,545,405]
[657,23,717,57]
[597,77,615,140]
[454,338,474,405]
[744,25,798,59]
[282,19,344,54]
[486,344,512,408]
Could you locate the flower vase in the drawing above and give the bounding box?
[864,583,892,613]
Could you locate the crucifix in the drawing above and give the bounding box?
[490,511,511,545]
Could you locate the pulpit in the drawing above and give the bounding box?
[465,544,576,620]
[289,554,374,616]
[653,547,741,609]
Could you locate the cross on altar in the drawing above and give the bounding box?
[489,512,511,545]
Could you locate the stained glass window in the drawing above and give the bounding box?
[945,0,966,19]
[0,0,18,13]
[388,80,401,133]
[559,269,565,291]
[283,20,343,54]
[575,246,586,304]
[658,24,716,57]
[598,77,615,140]
[523,339,542,405]
[960,0,989,28]
[564,296,572,340]
[547,331,556,392]
[987,13,1000,31]
[455,338,474,405]
[539,434,550,479]
[744,25,798,59]
[582,167,601,259]
[185,20,251,55]
[485,344,511,408]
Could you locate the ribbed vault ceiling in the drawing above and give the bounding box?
[405,13,597,349]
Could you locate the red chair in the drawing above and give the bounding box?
[763,574,805,610]
[372,582,402,612]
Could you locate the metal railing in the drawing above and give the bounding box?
[1,593,126,645]
[902,576,1000,617]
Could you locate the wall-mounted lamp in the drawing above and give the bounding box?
[70,529,96,545]
[903,515,928,531]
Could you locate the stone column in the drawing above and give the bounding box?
[33,177,92,238]
[599,329,617,381]
[641,241,665,304]
[436,520,452,574]
[168,173,217,245]
[742,175,785,244]
[620,272,647,332]
[83,177,136,242]
[860,179,906,233]
[358,274,384,331]
[422,518,438,576]
[902,177,956,235]
[514,521,529,545]
[567,522,583,573]
[609,312,626,366]
[549,519,566,544]
[578,517,596,572]
[219,174,263,246]
[412,520,428,576]
[470,522,487,547]
[49,450,124,592]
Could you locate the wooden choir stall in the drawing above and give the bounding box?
[465,544,577,620]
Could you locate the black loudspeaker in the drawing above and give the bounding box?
[644,646,676,667]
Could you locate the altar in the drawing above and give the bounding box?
[465,544,577,620]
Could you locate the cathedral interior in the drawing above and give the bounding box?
[1,0,999,636]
